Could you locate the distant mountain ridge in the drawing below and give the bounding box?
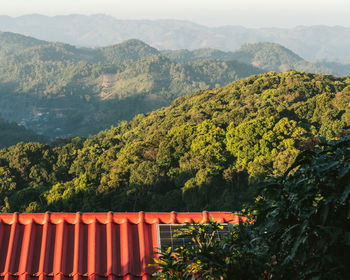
[0,31,344,75]
[0,31,48,57]
[0,32,263,138]
[0,32,350,138]
[0,31,348,140]
[0,14,349,60]
[162,42,332,74]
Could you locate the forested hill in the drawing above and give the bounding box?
[0,32,48,58]
[0,71,349,213]
[1,32,347,140]
[162,42,332,74]
[0,33,158,63]
[228,43,331,73]
[0,32,264,139]
[99,39,160,64]
[0,116,47,148]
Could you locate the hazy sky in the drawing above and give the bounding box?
[1,0,350,27]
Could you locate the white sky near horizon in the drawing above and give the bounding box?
[0,0,349,27]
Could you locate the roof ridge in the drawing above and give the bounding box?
[0,211,240,225]
[0,272,152,277]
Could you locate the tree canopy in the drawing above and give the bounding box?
[0,32,344,139]
[153,135,350,279]
[0,71,349,213]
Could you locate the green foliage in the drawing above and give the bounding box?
[99,39,159,64]
[161,48,235,63]
[230,42,329,73]
[0,116,47,148]
[162,42,331,75]
[255,136,350,279]
[191,120,226,173]
[0,33,262,138]
[0,33,338,139]
[0,32,47,58]
[152,218,268,280]
[0,72,349,212]
[226,117,307,178]
[153,136,350,279]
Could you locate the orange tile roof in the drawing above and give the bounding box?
[0,211,243,280]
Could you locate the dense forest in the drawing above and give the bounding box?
[0,71,349,213]
[0,33,263,138]
[162,42,330,74]
[0,116,47,148]
[154,135,350,279]
[0,32,347,141]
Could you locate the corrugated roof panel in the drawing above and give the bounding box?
[0,212,243,280]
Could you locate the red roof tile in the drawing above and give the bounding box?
[0,211,243,280]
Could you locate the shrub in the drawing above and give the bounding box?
[153,135,350,279]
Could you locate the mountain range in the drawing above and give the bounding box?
[0,31,349,143]
[0,32,262,139]
[0,14,350,61]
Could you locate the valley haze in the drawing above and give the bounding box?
[0,14,350,60]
